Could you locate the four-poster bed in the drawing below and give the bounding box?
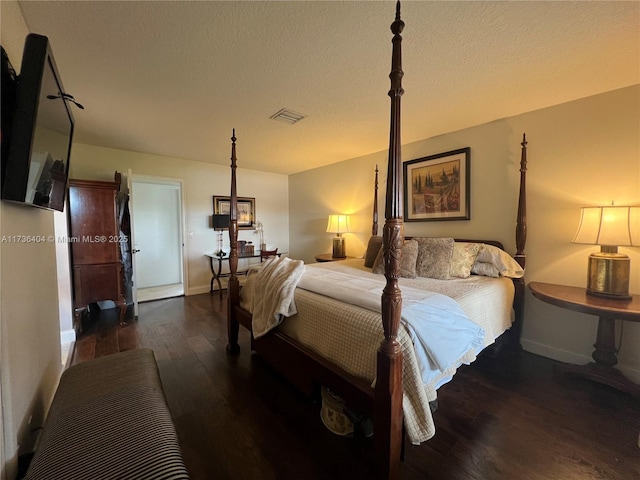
[225,2,527,478]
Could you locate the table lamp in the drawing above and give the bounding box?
[212,214,230,256]
[572,205,639,299]
[326,214,350,258]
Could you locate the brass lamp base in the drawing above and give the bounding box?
[586,250,631,300]
[332,235,346,258]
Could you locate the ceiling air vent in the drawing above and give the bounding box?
[269,108,306,125]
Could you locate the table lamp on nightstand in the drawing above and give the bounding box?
[326,214,350,258]
[212,214,230,257]
[572,205,639,299]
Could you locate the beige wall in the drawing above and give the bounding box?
[69,144,290,294]
[1,1,637,476]
[1,2,63,478]
[289,85,640,381]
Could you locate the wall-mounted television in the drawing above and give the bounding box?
[1,33,74,212]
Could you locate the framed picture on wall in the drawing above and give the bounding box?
[213,196,255,229]
[403,147,470,222]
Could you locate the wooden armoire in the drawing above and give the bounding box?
[68,173,126,330]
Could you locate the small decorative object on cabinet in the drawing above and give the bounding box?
[68,173,126,331]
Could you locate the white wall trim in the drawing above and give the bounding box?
[60,329,76,345]
[187,277,249,297]
[523,338,640,384]
[188,285,212,296]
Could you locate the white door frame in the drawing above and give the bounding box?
[127,171,188,314]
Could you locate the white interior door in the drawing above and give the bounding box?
[129,174,185,304]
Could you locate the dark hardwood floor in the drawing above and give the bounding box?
[72,293,640,480]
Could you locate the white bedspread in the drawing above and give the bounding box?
[251,256,306,338]
[298,265,485,384]
[240,258,515,444]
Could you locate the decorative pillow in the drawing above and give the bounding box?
[364,235,383,268]
[414,237,455,280]
[372,239,419,279]
[474,244,525,278]
[450,242,482,278]
[470,261,500,278]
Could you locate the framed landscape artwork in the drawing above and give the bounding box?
[403,147,470,222]
[213,196,255,229]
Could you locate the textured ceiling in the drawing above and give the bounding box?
[16,1,640,175]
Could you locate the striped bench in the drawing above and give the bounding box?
[25,349,189,480]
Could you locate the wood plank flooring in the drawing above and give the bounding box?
[72,293,640,480]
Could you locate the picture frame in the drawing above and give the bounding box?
[403,147,470,222]
[213,196,255,229]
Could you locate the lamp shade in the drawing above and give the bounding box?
[326,214,350,234]
[572,206,639,246]
[212,214,230,230]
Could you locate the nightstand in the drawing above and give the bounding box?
[529,281,640,400]
[314,254,356,263]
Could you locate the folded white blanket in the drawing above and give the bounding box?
[402,299,484,382]
[298,265,484,383]
[252,256,306,338]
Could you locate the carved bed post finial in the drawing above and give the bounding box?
[373,164,379,236]
[227,128,241,354]
[376,1,404,477]
[229,128,239,277]
[383,0,404,347]
[510,132,528,353]
[515,133,527,269]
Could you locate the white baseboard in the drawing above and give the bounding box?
[60,329,76,370]
[522,338,640,384]
[188,277,248,297]
[60,329,76,345]
[187,284,213,296]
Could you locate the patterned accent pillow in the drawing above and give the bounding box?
[372,239,419,278]
[450,242,482,278]
[364,235,383,268]
[474,244,524,278]
[414,237,455,279]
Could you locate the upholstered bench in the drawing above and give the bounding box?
[25,348,189,480]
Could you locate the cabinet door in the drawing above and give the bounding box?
[73,264,122,307]
[69,184,119,265]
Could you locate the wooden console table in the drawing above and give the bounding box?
[206,251,283,295]
[529,281,640,400]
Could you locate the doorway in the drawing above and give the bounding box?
[129,175,185,306]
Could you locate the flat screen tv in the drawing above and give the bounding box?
[1,33,74,212]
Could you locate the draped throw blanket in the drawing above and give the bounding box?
[252,256,306,338]
[298,265,484,385]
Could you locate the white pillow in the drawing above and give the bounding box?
[470,261,500,278]
[473,244,524,278]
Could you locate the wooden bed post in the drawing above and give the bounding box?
[510,133,528,351]
[515,133,527,270]
[375,2,404,478]
[226,129,241,354]
[372,164,379,236]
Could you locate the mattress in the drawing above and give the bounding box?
[239,258,514,444]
